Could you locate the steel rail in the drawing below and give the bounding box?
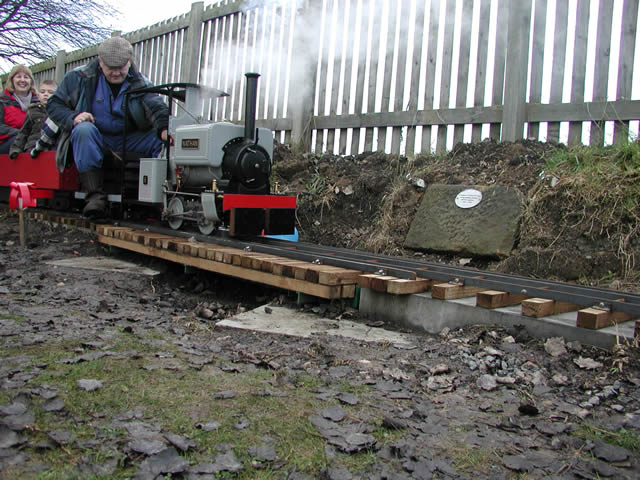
[115,220,640,316]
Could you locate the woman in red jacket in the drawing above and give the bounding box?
[0,64,38,154]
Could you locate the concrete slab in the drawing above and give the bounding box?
[359,288,635,348]
[46,256,161,276]
[218,305,417,348]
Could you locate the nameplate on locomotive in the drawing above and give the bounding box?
[181,138,200,150]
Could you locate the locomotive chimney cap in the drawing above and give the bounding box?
[98,37,134,68]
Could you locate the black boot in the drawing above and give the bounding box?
[79,170,107,218]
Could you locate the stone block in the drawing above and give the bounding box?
[404,184,523,258]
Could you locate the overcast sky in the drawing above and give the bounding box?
[109,0,198,34]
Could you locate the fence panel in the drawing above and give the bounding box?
[11,0,640,156]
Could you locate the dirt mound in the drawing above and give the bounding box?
[273,139,639,291]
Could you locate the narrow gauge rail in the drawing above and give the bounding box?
[111,219,640,317]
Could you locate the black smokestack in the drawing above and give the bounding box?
[244,72,259,141]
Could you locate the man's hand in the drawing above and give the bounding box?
[30,148,40,158]
[160,129,174,145]
[73,112,95,126]
[9,152,18,159]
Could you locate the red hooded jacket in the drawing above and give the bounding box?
[0,88,35,144]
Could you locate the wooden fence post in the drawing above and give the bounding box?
[181,1,205,83]
[502,0,531,142]
[54,50,67,84]
[289,0,316,151]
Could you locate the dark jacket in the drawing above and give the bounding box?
[0,89,38,144]
[9,103,47,154]
[46,59,169,171]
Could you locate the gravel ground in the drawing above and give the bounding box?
[1,213,640,479]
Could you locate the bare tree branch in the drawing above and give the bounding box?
[0,0,119,70]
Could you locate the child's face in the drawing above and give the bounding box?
[38,84,56,105]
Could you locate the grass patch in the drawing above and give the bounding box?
[0,332,392,478]
[523,141,640,279]
[0,313,27,323]
[573,424,640,453]
[447,441,496,473]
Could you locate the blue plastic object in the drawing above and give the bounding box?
[266,227,299,242]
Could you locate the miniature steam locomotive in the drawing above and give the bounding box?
[0,73,297,237]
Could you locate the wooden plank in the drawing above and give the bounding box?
[490,0,506,140]
[590,0,614,147]
[311,104,503,130]
[387,278,433,295]
[568,0,590,145]
[476,290,528,309]
[436,0,456,153]
[431,282,485,300]
[140,234,174,247]
[521,298,582,318]
[357,273,382,290]
[528,0,548,141]
[326,0,342,153]
[363,275,396,293]
[547,0,568,142]
[390,0,407,154]
[405,0,426,153]
[452,0,473,145]
[315,0,330,152]
[240,253,278,270]
[527,100,640,123]
[317,267,362,286]
[97,234,351,299]
[577,307,633,330]
[341,284,356,298]
[614,0,639,144]
[270,259,310,278]
[472,0,491,142]
[421,0,440,153]
[502,0,531,141]
[377,0,397,152]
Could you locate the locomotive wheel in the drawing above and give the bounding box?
[198,217,216,235]
[166,197,184,230]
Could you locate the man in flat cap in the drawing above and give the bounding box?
[47,36,169,218]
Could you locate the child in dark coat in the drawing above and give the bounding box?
[9,80,57,158]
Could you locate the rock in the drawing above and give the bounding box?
[233,417,250,430]
[212,390,236,399]
[477,374,497,391]
[48,430,74,446]
[196,420,221,432]
[128,438,167,456]
[321,406,346,422]
[337,393,359,406]
[248,444,277,462]
[574,357,603,370]
[211,451,244,473]
[592,439,630,463]
[502,454,534,472]
[164,433,196,452]
[544,337,567,357]
[0,425,24,449]
[135,447,189,479]
[77,379,103,391]
[552,374,569,386]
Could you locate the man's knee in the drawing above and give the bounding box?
[71,122,100,142]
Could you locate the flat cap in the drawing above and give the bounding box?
[98,37,133,68]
